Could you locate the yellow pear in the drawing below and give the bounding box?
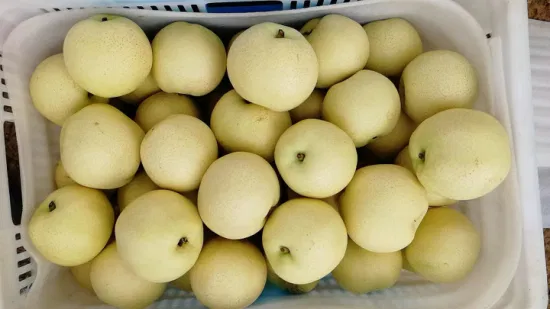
[323,70,400,147]
[300,14,369,88]
[210,90,291,161]
[171,272,192,292]
[54,160,76,188]
[135,92,199,132]
[70,261,94,292]
[405,207,481,283]
[289,89,325,123]
[152,22,226,96]
[363,18,423,76]
[340,165,428,253]
[198,152,279,239]
[366,112,416,158]
[263,198,347,284]
[267,261,318,294]
[332,238,402,293]
[119,73,160,104]
[60,103,144,189]
[401,50,478,123]
[395,146,456,206]
[117,171,159,211]
[29,54,90,125]
[141,114,218,192]
[191,238,266,309]
[28,185,114,266]
[115,190,203,283]
[63,15,152,97]
[227,22,318,112]
[408,108,511,200]
[90,243,166,309]
[275,119,357,198]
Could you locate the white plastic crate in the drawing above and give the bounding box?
[0,0,546,309]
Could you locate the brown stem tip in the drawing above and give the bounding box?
[177,237,188,247]
[48,201,56,212]
[280,246,290,254]
[276,29,285,38]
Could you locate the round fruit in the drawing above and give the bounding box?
[405,207,481,283]
[28,185,114,266]
[117,171,159,211]
[141,114,218,192]
[90,243,166,309]
[363,18,423,76]
[401,50,478,123]
[115,190,203,283]
[332,238,402,293]
[408,108,511,200]
[227,22,318,112]
[60,103,144,189]
[210,90,291,161]
[263,198,347,284]
[395,146,456,206]
[30,54,90,126]
[323,70,401,147]
[152,22,226,96]
[198,152,280,239]
[275,119,357,198]
[190,238,267,309]
[340,165,428,253]
[63,15,152,97]
[135,92,199,132]
[300,14,370,88]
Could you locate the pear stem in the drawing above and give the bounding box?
[178,237,188,247]
[101,17,108,22]
[296,153,305,162]
[418,151,426,161]
[280,246,290,254]
[48,201,56,212]
[276,29,285,38]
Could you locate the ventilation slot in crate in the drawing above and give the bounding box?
[40,1,372,13]
[3,121,22,226]
[13,226,36,296]
[206,1,282,12]
[44,5,205,13]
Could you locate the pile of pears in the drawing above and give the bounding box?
[27,12,510,309]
